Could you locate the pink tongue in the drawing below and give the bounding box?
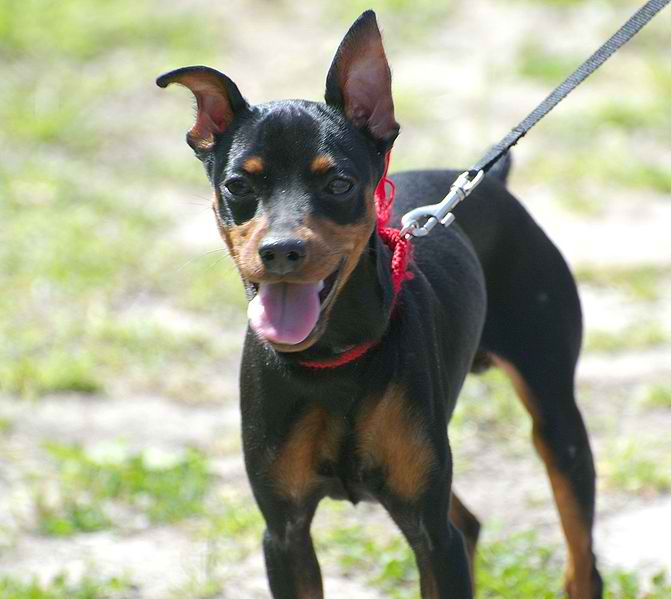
[247,282,322,345]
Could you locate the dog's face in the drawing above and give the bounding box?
[158,11,399,352]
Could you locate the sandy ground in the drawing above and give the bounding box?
[1,0,670,597]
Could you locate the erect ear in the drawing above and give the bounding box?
[325,10,399,145]
[156,65,248,152]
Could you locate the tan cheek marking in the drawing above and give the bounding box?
[242,156,264,174]
[310,154,335,174]
[217,214,268,280]
[272,406,343,502]
[298,188,376,285]
[357,385,435,501]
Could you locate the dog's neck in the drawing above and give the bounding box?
[296,229,395,360]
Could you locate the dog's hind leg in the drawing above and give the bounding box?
[449,491,481,589]
[492,354,603,599]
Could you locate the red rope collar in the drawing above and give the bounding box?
[299,152,412,369]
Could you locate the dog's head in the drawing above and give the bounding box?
[157,11,399,352]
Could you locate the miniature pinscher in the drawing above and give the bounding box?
[157,11,602,598]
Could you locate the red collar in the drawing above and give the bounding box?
[299,152,412,369]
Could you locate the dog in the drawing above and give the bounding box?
[157,10,602,598]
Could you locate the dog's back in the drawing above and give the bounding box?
[390,168,583,371]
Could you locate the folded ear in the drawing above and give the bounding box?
[325,11,399,145]
[156,66,248,151]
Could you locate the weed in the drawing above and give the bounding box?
[575,264,669,302]
[36,442,213,535]
[0,572,132,599]
[641,384,671,409]
[585,323,667,353]
[173,495,264,598]
[319,519,671,598]
[601,440,671,496]
[319,521,418,599]
[517,42,581,85]
[0,417,14,434]
[452,369,528,443]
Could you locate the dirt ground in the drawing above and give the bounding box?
[1,0,670,597]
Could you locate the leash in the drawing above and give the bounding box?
[299,0,668,369]
[400,0,670,238]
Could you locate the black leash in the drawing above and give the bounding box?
[401,0,670,238]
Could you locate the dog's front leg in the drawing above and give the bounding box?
[256,495,323,599]
[358,385,473,598]
[243,390,331,599]
[383,476,473,599]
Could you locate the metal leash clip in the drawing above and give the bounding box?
[400,170,485,238]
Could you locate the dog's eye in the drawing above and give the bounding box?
[225,178,254,197]
[326,178,353,195]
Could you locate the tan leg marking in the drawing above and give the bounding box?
[357,385,435,501]
[494,356,595,599]
[449,491,479,589]
[272,406,343,503]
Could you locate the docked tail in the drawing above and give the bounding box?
[487,151,512,185]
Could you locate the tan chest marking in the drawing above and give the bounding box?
[272,406,344,503]
[357,386,435,501]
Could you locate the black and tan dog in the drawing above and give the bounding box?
[157,11,602,599]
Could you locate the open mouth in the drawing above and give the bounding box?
[246,262,343,347]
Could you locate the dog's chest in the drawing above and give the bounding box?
[269,386,435,504]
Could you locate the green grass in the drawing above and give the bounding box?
[330,0,454,43]
[575,264,670,302]
[517,42,582,85]
[0,572,133,599]
[35,442,213,535]
[585,322,667,353]
[318,516,671,599]
[0,158,243,399]
[641,384,671,409]
[0,417,14,434]
[524,145,671,196]
[173,495,264,598]
[0,0,245,401]
[476,532,561,598]
[451,370,528,451]
[0,0,216,60]
[319,520,419,599]
[601,440,671,496]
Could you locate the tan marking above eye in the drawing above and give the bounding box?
[242,156,264,174]
[357,385,435,501]
[310,154,335,174]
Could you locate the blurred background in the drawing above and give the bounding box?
[0,0,670,597]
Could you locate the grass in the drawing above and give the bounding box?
[517,42,582,85]
[0,157,243,399]
[317,513,671,599]
[575,264,670,302]
[0,572,133,599]
[0,0,244,401]
[601,440,671,496]
[319,518,418,599]
[0,417,14,435]
[2,0,670,594]
[0,0,216,61]
[585,322,667,353]
[172,495,264,598]
[451,369,529,456]
[35,442,213,536]
[641,384,671,409]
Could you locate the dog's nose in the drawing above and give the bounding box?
[258,238,307,275]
